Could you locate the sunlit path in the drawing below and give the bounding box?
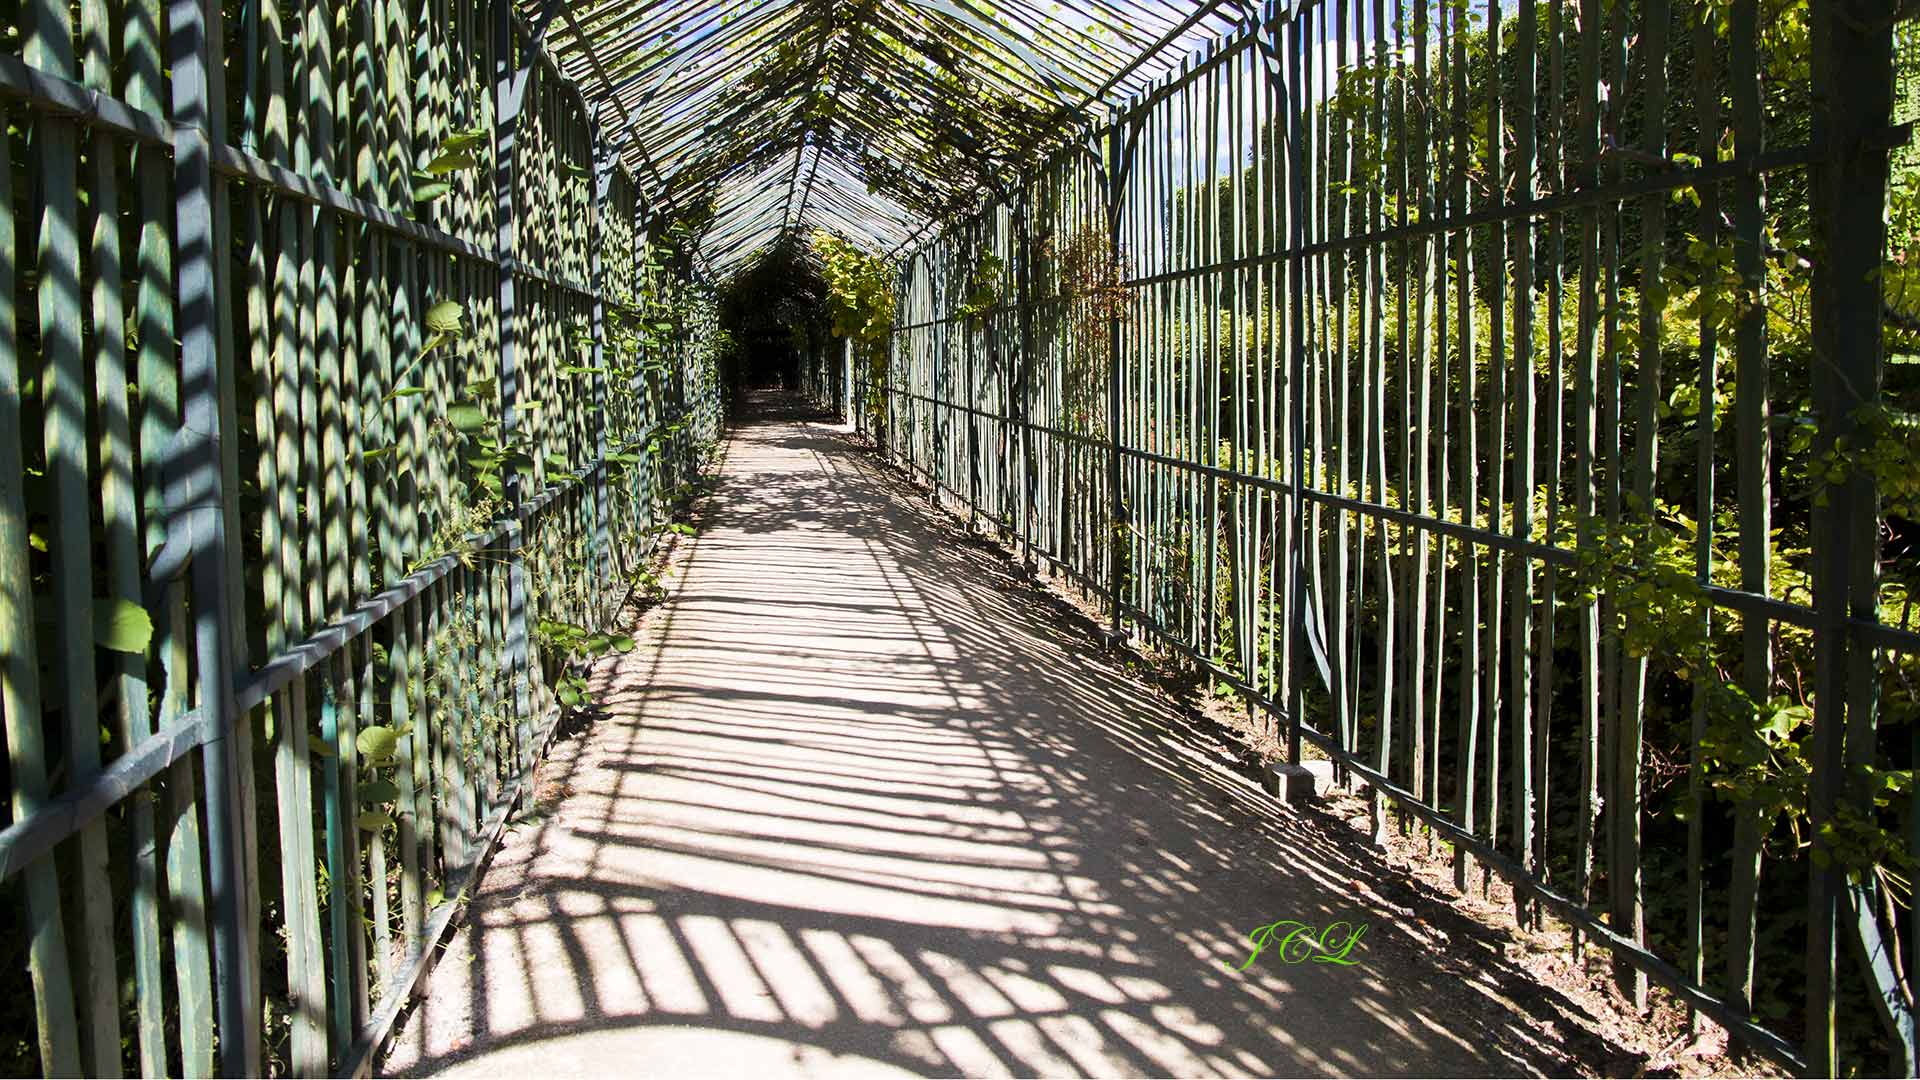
[382,395,1592,1078]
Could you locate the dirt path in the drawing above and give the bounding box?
[382,397,1618,1078]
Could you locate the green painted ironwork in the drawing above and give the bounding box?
[857,1,1919,1073]
[0,0,721,1074]
[0,0,1917,1075]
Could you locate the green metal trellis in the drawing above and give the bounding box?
[0,0,719,1074]
[860,1,1918,1074]
[0,0,1916,1075]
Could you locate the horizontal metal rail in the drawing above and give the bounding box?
[0,712,212,884]
[862,380,1874,643]
[1122,144,1826,291]
[238,425,673,711]
[0,426,676,891]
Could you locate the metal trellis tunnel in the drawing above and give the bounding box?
[0,0,1916,1076]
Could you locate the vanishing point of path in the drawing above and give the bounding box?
[383,394,1609,1078]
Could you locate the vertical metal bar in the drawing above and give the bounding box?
[1329,6,1352,763]
[1535,0,1567,913]
[1415,0,1442,816]
[1286,8,1307,766]
[1202,40,1222,671]
[931,251,945,508]
[125,0,174,1061]
[135,26,219,1062]
[29,0,122,1062]
[393,0,421,569]
[1247,37,1268,719]
[1806,2,1894,1070]
[1450,0,1480,894]
[240,11,286,1068]
[1017,190,1037,573]
[218,0,264,1033]
[1725,0,1770,1011]
[1425,0,1452,841]
[82,0,145,1051]
[1686,5,1721,1020]
[1106,113,1128,645]
[1596,0,1627,976]
[1508,0,1539,921]
[1479,0,1508,896]
[1612,0,1667,1010]
[1571,0,1604,951]
[344,0,397,1003]
[1368,0,1396,846]
[242,0,286,1055]
[0,97,82,1079]
[496,0,534,810]
[594,139,613,611]
[318,661,357,1056]
[1240,39,1260,713]
[169,0,259,1068]
[265,0,329,1062]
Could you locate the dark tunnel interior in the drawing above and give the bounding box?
[717,240,834,408]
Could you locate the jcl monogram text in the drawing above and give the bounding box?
[1233,920,1369,970]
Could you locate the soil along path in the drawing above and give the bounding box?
[383,397,1606,1078]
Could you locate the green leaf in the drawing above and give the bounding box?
[356,725,401,762]
[310,739,337,758]
[94,598,153,654]
[356,810,394,831]
[384,386,429,401]
[426,300,465,334]
[440,128,488,153]
[447,402,489,434]
[423,149,479,175]
[413,178,453,203]
[358,780,399,803]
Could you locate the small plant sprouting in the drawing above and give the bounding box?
[533,618,637,711]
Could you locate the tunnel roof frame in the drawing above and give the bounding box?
[531,0,1268,272]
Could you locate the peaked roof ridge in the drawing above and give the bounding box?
[536,0,1256,274]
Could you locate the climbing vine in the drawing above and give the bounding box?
[1566,499,1916,902]
[1039,224,1130,436]
[957,248,1004,320]
[814,230,895,426]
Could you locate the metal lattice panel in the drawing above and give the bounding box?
[531,0,1250,269]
